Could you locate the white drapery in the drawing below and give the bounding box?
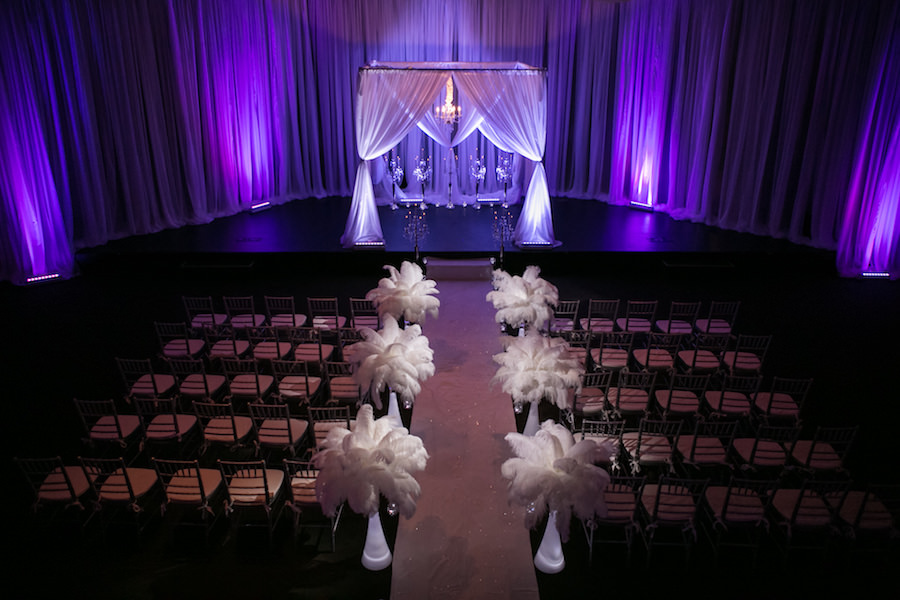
[341,61,557,248]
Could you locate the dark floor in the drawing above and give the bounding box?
[3,197,898,599]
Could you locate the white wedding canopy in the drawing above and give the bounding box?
[341,61,558,249]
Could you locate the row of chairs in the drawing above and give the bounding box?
[152,322,362,371]
[74,396,357,461]
[117,352,364,409]
[584,473,899,568]
[182,295,380,332]
[568,369,810,430]
[580,416,858,482]
[557,328,773,380]
[14,454,341,550]
[549,299,741,337]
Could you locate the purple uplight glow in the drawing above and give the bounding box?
[631,157,654,208]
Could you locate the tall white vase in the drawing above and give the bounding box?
[386,390,402,428]
[533,510,565,573]
[361,511,392,570]
[522,399,541,436]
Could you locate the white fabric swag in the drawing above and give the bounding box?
[341,62,558,248]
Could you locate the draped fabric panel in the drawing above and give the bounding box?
[342,64,555,247]
[1,0,898,283]
[340,69,447,245]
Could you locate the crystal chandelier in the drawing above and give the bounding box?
[435,77,461,125]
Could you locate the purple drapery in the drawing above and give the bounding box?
[837,3,900,279]
[1,0,898,284]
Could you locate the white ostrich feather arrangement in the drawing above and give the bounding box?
[365,261,440,324]
[485,265,559,329]
[313,404,429,519]
[501,419,613,542]
[350,318,435,409]
[491,330,583,409]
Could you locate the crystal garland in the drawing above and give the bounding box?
[384,152,404,210]
[495,152,513,208]
[413,154,431,209]
[470,155,486,208]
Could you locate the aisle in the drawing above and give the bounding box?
[390,278,540,599]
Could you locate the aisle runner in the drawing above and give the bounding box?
[390,279,540,600]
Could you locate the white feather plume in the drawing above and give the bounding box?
[486,266,559,330]
[350,319,435,409]
[491,329,584,409]
[313,404,429,519]
[501,419,612,541]
[365,261,440,324]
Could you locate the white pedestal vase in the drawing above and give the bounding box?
[522,399,542,436]
[387,390,402,428]
[361,511,392,570]
[533,510,565,574]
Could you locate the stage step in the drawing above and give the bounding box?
[423,257,494,281]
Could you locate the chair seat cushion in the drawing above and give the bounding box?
[591,348,628,370]
[147,413,198,440]
[163,338,206,358]
[656,389,700,414]
[312,316,347,329]
[655,319,692,334]
[257,418,309,447]
[732,437,787,466]
[607,388,649,412]
[210,339,250,357]
[191,313,227,328]
[839,491,893,531]
[294,343,334,363]
[600,489,638,522]
[99,467,158,501]
[166,468,223,504]
[677,349,721,372]
[622,432,672,463]
[279,376,322,399]
[39,466,94,501]
[179,374,227,398]
[616,317,652,333]
[754,392,800,417]
[204,416,253,442]
[580,318,614,333]
[290,475,319,505]
[91,415,142,441]
[575,387,606,415]
[230,314,266,328]
[228,469,285,505]
[705,485,766,523]
[229,374,275,398]
[271,314,307,328]
[772,489,832,527]
[641,484,696,522]
[790,440,842,470]
[632,349,674,370]
[722,351,762,373]
[694,318,731,334]
[704,391,751,415]
[252,341,293,361]
[130,374,177,397]
[677,435,727,465]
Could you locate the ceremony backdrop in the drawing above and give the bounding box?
[1,0,898,284]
